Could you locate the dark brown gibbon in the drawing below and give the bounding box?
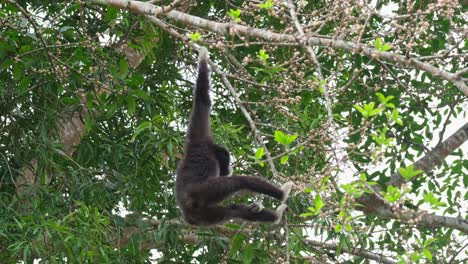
[176,47,293,226]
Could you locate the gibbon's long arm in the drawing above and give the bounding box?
[187,47,211,142]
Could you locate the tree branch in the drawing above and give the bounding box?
[388,121,468,187]
[356,121,468,233]
[358,191,468,233]
[305,239,397,264]
[113,217,246,250]
[88,0,468,96]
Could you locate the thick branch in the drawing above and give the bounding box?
[357,121,468,232]
[388,121,468,187]
[113,218,245,249]
[305,239,397,264]
[89,0,468,96]
[357,192,468,233]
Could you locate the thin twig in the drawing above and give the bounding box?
[7,0,59,77]
[287,0,340,174]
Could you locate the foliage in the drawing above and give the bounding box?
[0,0,466,263]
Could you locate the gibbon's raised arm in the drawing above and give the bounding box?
[187,47,211,142]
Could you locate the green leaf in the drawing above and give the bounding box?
[280,155,289,164]
[398,165,423,181]
[257,49,269,63]
[13,63,23,81]
[127,96,136,115]
[353,104,366,117]
[224,223,241,230]
[335,224,342,233]
[354,102,385,118]
[133,89,151,100]
[18,45,31,54]
[376,92,386,102]
[18,77,31,94]
[230,234,245,255]
[374,38,383,49]
[259,0,274,10]
[381,43,392,51]
[382,185,401,203]
[59,26,73,33]
[388,109,404,125]
[314,195,324,212]
[242,244,254,264]
[423,192,446,209]
[130,121,152,142]
[300,212,314,217]
[274,130,287,145]
[1,59,13,70]
[255,147,265,160]
[360,173,367,181]
[423,249,432,260]
[274,130,298,146]
[189,32,202,42]
[119,58,128,78]
[372,127,394,146]
[374,38,392,51]
[104,7,118,22]
[376,92,394,104]
[84,114,93,133]
[61,97,80,104]
[227,9,241,22]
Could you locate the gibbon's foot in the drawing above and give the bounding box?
[280,181,294,203]
[274,204,288,224]
[247,201,264,213]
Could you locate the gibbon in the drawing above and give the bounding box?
[175,47,293,226]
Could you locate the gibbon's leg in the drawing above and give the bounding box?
[189,176,288,206]
[198,204,278,224]
[187,47,212,141]
[279,181,294,203]
[274,204,288,224]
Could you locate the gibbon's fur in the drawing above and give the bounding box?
[175,47,293,226]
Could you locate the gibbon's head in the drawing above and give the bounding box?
[198,47,209,63]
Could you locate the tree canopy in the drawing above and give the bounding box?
[0,0,467,263]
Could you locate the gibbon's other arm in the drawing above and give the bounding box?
[213,144,232,176]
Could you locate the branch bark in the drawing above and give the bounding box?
[357,192,468,233]
[305,239,397,264]
[113,218,245,250]
[388,121,468,187]
[357,121,468,233]
[88,0,468,96]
